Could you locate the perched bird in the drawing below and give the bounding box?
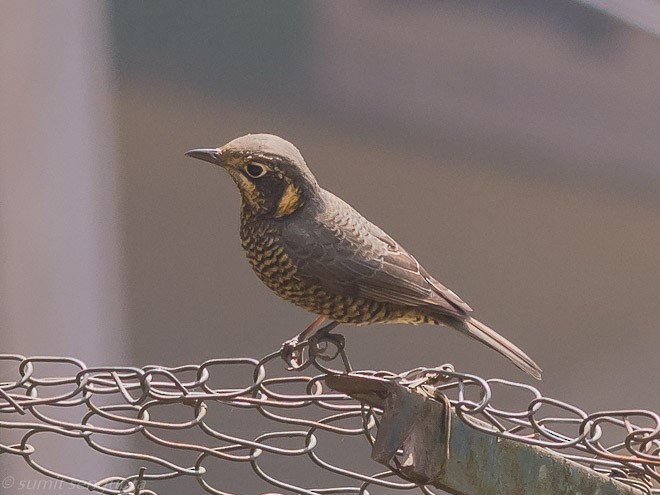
[186,134,542,379]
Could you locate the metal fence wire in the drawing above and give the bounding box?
[1,335,659,494]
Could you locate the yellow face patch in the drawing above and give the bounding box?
[274,182,302,218]
[227,168,259,205]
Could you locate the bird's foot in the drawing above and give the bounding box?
[280,333,347,371]
[280,337,308,370]
[310,333,345,362]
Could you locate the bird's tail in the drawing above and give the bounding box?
[462,317,542,380]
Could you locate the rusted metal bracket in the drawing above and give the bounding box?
[327,374,643,495]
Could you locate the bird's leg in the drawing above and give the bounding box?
[281,316,326,369]
[309,320,340,342]
[298,315,329,341]
[282,317,340,369]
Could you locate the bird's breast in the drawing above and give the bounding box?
[240,221,298,295]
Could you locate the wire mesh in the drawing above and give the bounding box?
[1,335,658,494]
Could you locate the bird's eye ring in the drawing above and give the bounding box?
[245,162,268,178]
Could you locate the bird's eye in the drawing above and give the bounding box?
[245,162,268,178]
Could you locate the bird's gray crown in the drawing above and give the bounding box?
[221,134,318,187]
[222,133,301,160]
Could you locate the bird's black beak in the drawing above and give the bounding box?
[185,148,222,166]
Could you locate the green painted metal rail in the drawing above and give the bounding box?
[327,374,642,495]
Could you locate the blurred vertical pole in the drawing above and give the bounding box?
[0,0,127,487]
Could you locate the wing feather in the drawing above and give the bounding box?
[282,197,471,318]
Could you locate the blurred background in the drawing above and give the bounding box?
[1,0,658,493]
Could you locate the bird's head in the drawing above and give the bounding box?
[186,134,319,219]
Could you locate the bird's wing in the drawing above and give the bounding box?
[281,196,471,319]
[374,231,473,315]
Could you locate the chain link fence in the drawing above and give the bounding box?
[1,335,658,494]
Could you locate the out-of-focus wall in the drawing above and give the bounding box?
[0,1,128,491]
[312,2,660,196]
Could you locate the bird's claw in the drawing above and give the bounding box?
[280,333,346,369]
[312,333,345,361]
[281,338,307,370]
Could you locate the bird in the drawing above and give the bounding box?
[186,134,542,380]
